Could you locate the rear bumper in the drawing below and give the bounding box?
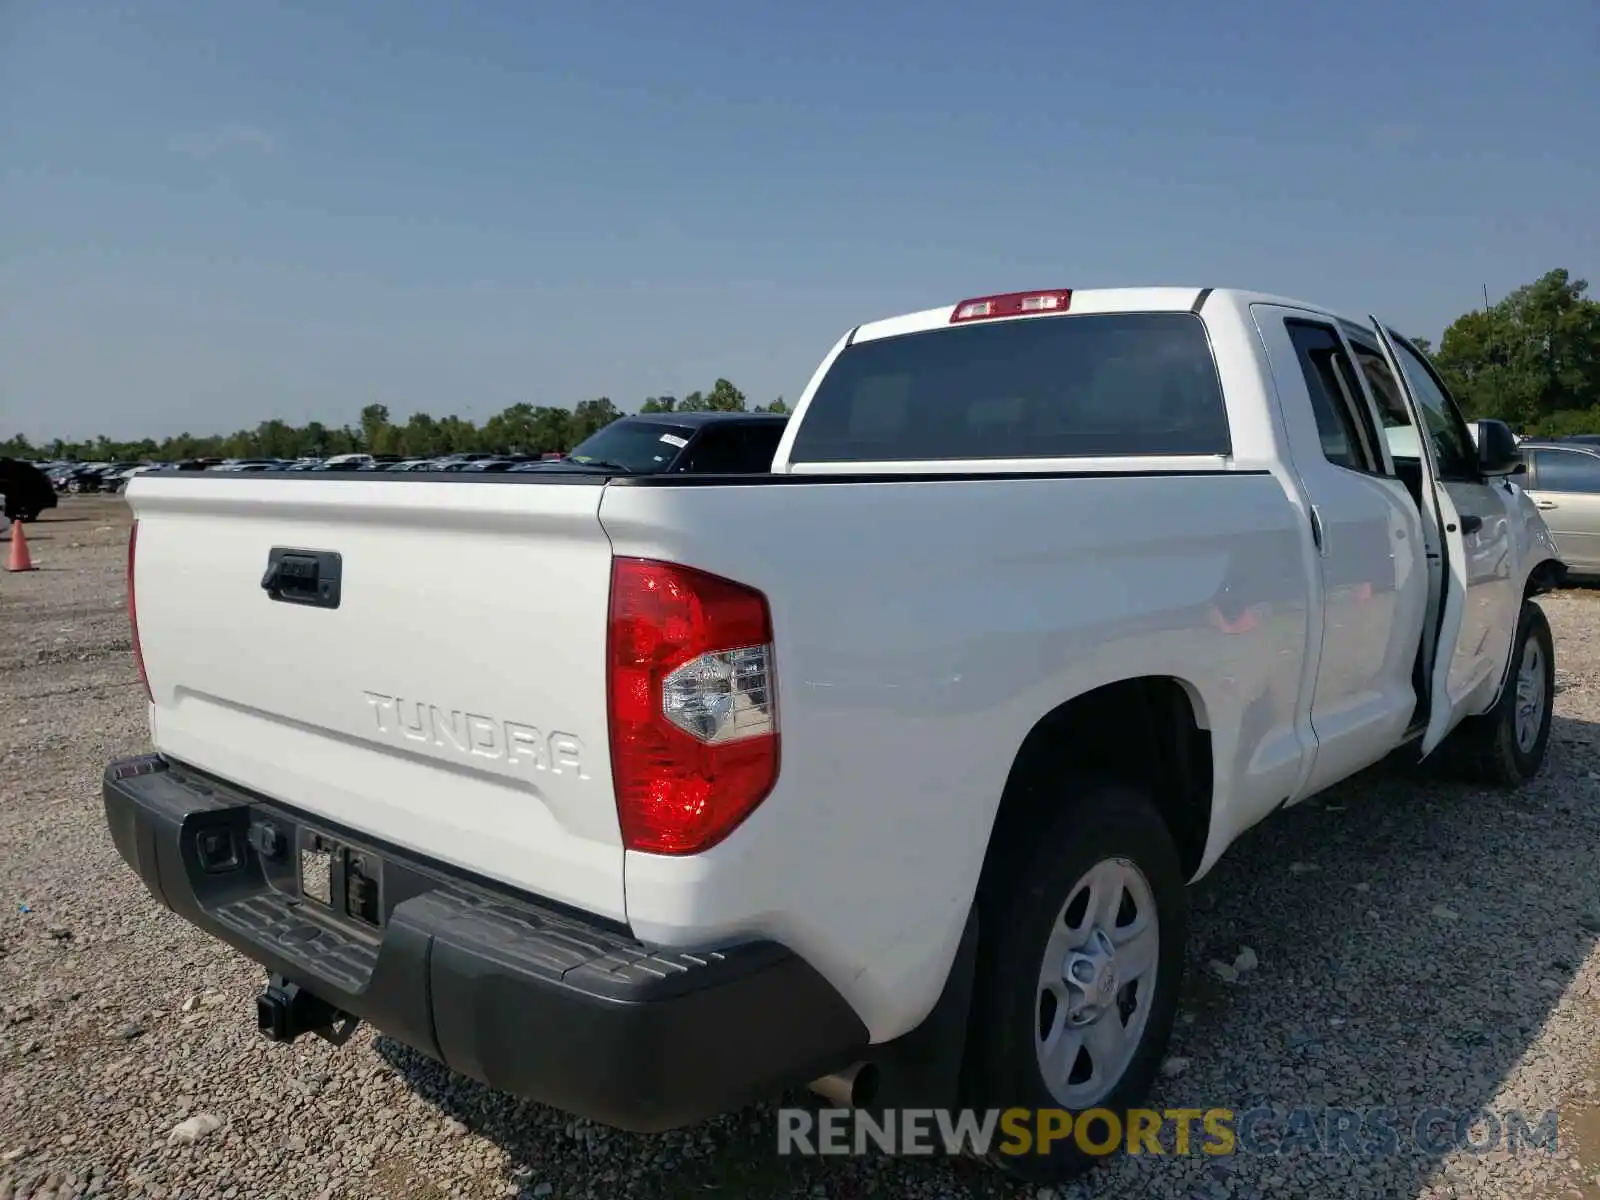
[102,755,868,1132]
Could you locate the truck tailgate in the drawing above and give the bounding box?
[125,473,626,921]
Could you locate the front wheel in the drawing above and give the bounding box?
[963,779,1188,1183]
[1442,599,1555,788]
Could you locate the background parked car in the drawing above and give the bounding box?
[312,453,374,470]
[513,411,789,475]
[0,458,59,522]
[208,458,284,472]
[1518,439,1600,577]
[49,464,114,494]
[103,464,165,493]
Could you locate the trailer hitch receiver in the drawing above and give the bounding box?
[256,976,359,1046]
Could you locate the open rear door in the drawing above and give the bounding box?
[1365,319,1475,754]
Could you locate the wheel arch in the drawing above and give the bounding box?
[1524,555,1567,599]
[980,675,1215,891]
[855,674,1214,1117]
[1482,555,1568,705]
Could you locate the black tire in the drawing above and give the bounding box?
[963,779,1188,1183]
[1439,599,1555,788]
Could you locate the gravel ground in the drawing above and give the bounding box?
[2,496,1598,1200]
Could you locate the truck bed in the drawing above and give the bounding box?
[127,462,1311,1033]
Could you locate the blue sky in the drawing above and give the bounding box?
[2,0,1596,443]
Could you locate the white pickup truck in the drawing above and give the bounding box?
[105,286,1565,1182]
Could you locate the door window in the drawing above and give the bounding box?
[1531,448,1600,494]
[1385,335,1480,483]
[1284,320,1382,473]
[740,422,788,470]
[1345,337,1419,461]
[677,425,783,473]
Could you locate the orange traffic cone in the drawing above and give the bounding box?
[6,520,36,572]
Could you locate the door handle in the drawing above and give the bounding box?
[1535,499,1558,510]
[1459,513,1483,535]
[261,548,343,609]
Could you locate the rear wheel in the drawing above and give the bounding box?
[964,779,1188,1183]
[1439,599,1555,788]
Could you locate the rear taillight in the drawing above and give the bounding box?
[950,288,1072,322]
[127,520,152,702]
[606,558,778,855]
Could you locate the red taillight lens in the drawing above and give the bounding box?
[950,289,1072,322]
[607,558,779,855]
[127,520,152,702]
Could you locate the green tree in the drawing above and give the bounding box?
[359,404,392,454]
[479,405,522,453]
[480,403,575,454]
[704,378,747,412]
[255,419,301,459]
[303,421,331,457]
[1432,269,1600,433]
[1528,405,1600,437]
[569,397,621,444]
[401,412,443,457]
[529,406,574,452]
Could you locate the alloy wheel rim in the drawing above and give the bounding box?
[1514,635,1546,754]
[1033,857,1160,1109]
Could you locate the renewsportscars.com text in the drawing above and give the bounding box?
[777,1106,1561,1159]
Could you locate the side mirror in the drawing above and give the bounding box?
[1476,419,1521,476]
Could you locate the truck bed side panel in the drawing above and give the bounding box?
[600,471,1312,1041]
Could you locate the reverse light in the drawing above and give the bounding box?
[127,520,152,703]
[951,289,1073,323]
[607,558,779,855]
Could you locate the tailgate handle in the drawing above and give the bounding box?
[261,549,342,609]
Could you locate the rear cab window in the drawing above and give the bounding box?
[786,312,1230,464]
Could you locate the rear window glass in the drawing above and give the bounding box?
[787,312,1230,463]
[567,419,694,473]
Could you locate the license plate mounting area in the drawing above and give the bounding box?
[297,831,383,929]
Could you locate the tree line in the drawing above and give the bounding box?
[1410,269,1600,437]
[5,267,1598,463]
[2,378,785,463]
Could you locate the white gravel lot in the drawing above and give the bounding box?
[2,497,1598,1200]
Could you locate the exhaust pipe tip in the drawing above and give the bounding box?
[808,1061,879,1108]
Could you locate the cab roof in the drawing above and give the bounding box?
[848,286,1374,345]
